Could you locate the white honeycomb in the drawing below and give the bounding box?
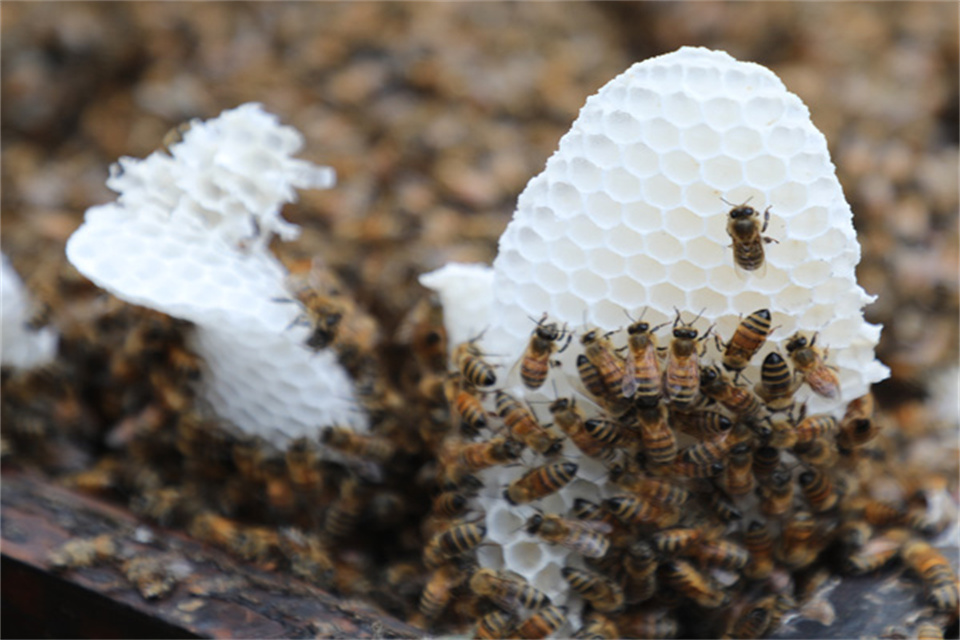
[421,46,889,635]
[66,104,366,444]
[1,252,58,370]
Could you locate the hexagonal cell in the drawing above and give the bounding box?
[789,151,830,183]
[648,282,686,311]
[605,225,645,258]
[570,269,609,303]
[551,292,588,325]
[641,118,681,152]
[767,238,808,270]
[642,175,683,209]
[643,230,684,263]
[517,283,553,318]
[549,236,588,271]
[745,155,787,189]
[722,126,764,160]
[819,317,866,347]
[682,182,724,216]
[660,150,700,185]
[749,267,791,295]
[707,264,747,295]
[626,86,662,120]
[808,228,848,261]
[622,201,664,233]
[622,142,661,178]
[811,276,853,304]
[566,216,606,250]
[602,109,643,144]
[476,543,504,570]
[589,299,628,329]
[731,290,773,316]
[662,92,703,127]
[702,96,742,130]
[499,250,533,285]
[569,157,603,193]
[744,95,786,128]
[702,156,744,190]
[775,284,813,313]
[537,492,567,515]
[766,125,807,158]
[787,206,829,240]
[517,226,548,263]
[584,134,622,169]
[584,191,623,230]
[798,304,840,331]
[680,123,723,160]
[548,180,584,219]
[772,312,797,338]
[792,260,832,288]
[667,260,707,290]
[769,182,808,215]
[687,287,729,316]
[626,253,668,285]
[533,562,566,599]
[664,207,705,240]
[534,262,570,294]
[722,68,751,93]
[503,540,546,576]
[604,167,643,204]
[809,177,843,204]
[587,248,627,278]
[489,507,526,544]
[684,236,726,269]
[608,276,648,312]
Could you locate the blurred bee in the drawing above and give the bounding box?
[444,376,489,435]
[398,294,448,372]
[700,365,765,423]
[574,612,619,639]
[572,498,622,531]
[604,495,679,528]
[637,405,677,467]
[751,445,780,478]
[723,594,779,640]
[285,437,324,494]
[525,514,611,558]
[609,468,692,507]
[519,313,570,390]
[122,555,178,600]
[495,391,563,456]
[49,534,118,571]
[678,432,734,468]
[475,610,518,640]
[723,441,755,496]
[785,332,840,399]
[794,436,838,468]
[581,418,625,460]
[754,351,800,412]
[776,511,819,569]
[725,200,776,275]
[915,620,945,640]
[576,353,608,400]
[441,436,524,485]
[664,311,710,409]
[415,564,466,626]
[278,528,334,585]
[166,343,202,381]
[651,527,703,555]
[743,520,774,580]
[837,519,873,550]
[323,475,366,540]
[672,458,725,479]
[843,529,907,575]
[424,520,487,568]
[503,461,578,505]
[758,467,794,516]
[454,335,497,388]
[705,490,744,523]
[581,327,625,392]
[618,611,678,639]
[624,541,659,603]
[189,512,241,550]
[672,408,734,440]
[622,314,665,406]
[691,538,750,571]
[161,120,193,152]
[837,413,881,449]
[798,467,840,512]
[549,397,617,461]
[431,491,471,519]
[717,308,774,378]
[662,559,728,608]
[469,568,551,610]
[321,427,395,464]
[279,261,350,351]
[901,539,960,612]
[514,604,567,640]
[562,567,624,613]
[765,418,798,448]
[231,525,282,563]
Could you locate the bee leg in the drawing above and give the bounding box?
[762,205,772,231]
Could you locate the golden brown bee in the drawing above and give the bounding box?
[577,353,608,400]
[581,418,626,457]
[469,568,551,610]
[189,512,241,550]
[754,351,800,412]
[441,436,524,484]
[495,391,563,456]
[705,490,744,523]
[651,527,703,555]
[549,397,618,461]
[503,461,578,505]
[525,514,611,559]
[121,555,178,600]
[843,530,907,575]
[637,405,678,467]
[278,528,334,585]
[572,498,621,531]
[718,308,774,376]
[664,312,709,409]
[700,365,765,423]
[398,294,448,372]
[758,468,794,516]
[280,263,350,351]
[424,520,487,568]
[743,520,774,580]
[604,494,679,528]
[672,408,735,441]
[454,336,498,388]
[48,534,118,571]
[453,384,489,435]
[562,567,624,613]
[837,520,873,549]
[915,620,945,640]
[230,524,282,562]
[160,120,193,152]
[662,559,728,608]
[415,564,466,625]
[724,441,755,496]
[798,467,839,512]
[619,611,678,639]
[623,317,664,407]
[581,327,625,392]
[285,437,324,493]
[794,436,838,467]
[901,539,960,612]
[321,427,395,463]
[837,413,881,449]
[431,490,471,519]
[691,538,750,571]
[776,510,818,569]
[475,610,518,640]
[751,445,780,478]
[610,469,692,507]
[765,418,798,448]
[678,432,734,468]
[723,594,779,640]
[725,201,775,274]
[519,314,569,390]
[785,332,840,399]
[672,457,725,479]
[623,541,659,603]
[514,604,567,639]
[323,475,366,540]
[574,612,619,639]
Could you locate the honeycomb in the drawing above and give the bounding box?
[65,104,366,442]
[1,252,58,369]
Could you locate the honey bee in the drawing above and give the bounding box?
[765,418,798,448]
[843,529,907,575]
[231,525,282,563]
[495,391,563,456]
[637,405,678,467]
[469,568,551,610]
[285,437,324,494]
[623,315,664,406]
[441,436,524,484]
[754,351,800,412]
[424,520,487,568]
[321,427,395,464]
[751,444,780,478]
[525,514,611,558]
[837,520,873,549]
[691,538,750,571]
[415,564,466,625]
[609,469,692,506]
[323,475,366,540]
[561,567,624,613]
[915,620,945,640]
[431,491,471,519]
[672,408,735,440]
[398,294,448,372]
[718,308,774,377]
[604,495,679,528]
[705,490,744,522]
[278,528,334,585]
[758,467,795,516]
[504,461,578,505]
[723,442,755,496]
[618,611,678,639]
[279,262,350,351]
[723,594,779,640]
[785,333,840,399]
[549,397,617,461]
[662,559,728,608]
[901,539,960,612]
[581,418,626,458]
[122,555,178,600]
[623,541,659,603]
[798,467,840,512]
[664,311,710,409]
[651,527,703,555]
[189,512,241,550]
[672,458,725,479]
[743,520,774,580]
[572,498,621,531]
[452,383,489,435]
[776,510,819,569]
[161,120,193,152]
[454,335,497,388]
[837,413,881,449]
[725,200,776,275]
[678,432,734,468]
[475,610,518,639]
[581,327,625,391]
[700,365,766,423]
[514,604,567,639]
[794,436,838,467]
[574,612,619,639]
[519,313,569,390]
[48,534,118,571]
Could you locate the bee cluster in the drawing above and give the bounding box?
[416,302,958,638]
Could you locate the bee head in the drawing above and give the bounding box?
[729,205,757,219]
[525,514,544,534]
[627,321,650,335]
[786,334,808,352]
[673,326,698,340]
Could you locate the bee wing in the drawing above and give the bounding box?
[733,257,766,281]
[621,351,638,399]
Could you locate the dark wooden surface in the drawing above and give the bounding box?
[0,471,423,639]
